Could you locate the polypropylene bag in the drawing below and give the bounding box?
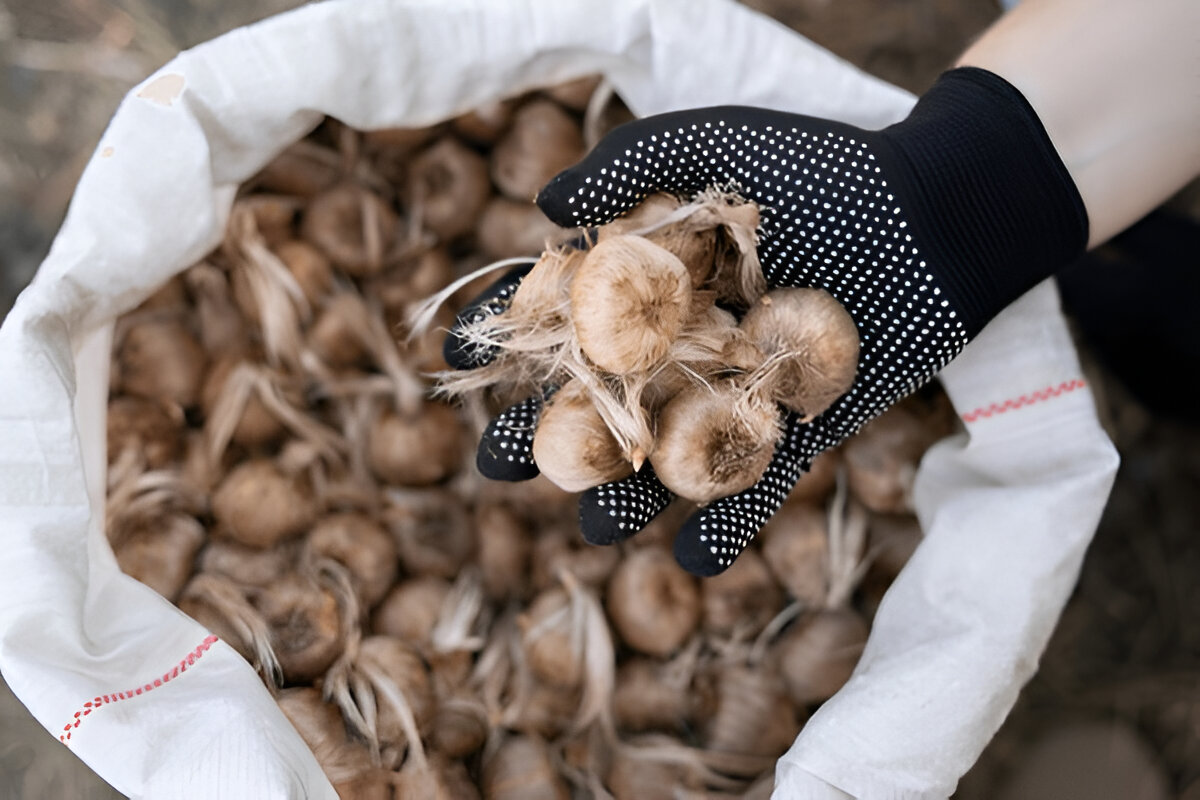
[0,0,1118,798]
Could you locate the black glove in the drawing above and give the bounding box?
[450,67,1088,575]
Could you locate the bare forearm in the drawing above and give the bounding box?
[958,0,1200,247]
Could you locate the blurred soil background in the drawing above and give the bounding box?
[1,0,1196,797]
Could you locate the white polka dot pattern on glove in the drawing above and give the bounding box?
[533,107,970,576]
[476,393,542,481]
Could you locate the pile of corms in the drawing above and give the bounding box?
[106,75,956,799]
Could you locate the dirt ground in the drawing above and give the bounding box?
[1,0,1196,798]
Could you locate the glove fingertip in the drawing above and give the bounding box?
[475,396,541,482]
[578,470,675,546]
[476,437,540,482]
[577,488,638,546]
[672,514,740,577]
[535,168,588,228]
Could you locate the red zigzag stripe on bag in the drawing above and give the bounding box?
[58,635,219,743]
[960,379,1086,423]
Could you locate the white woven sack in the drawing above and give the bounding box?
[0,0,1117,797]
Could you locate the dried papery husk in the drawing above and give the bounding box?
[521,572,613,733]
[532,381,634,492]
[255,140,343,197]
[481,735,569,800]
[114,513,205,602]
[607,547,700,657]
[198,538,295,588]
[203,360,346,465]
[254,571,347,685]
[105,462,206,547]
[301,184,399,277]
[786,448,840,506]
[277,687,375,785]
[307,296,425,415]
[612,657,695,734]
[212,458,317,549]
[759,503,829,608]
[273,239,334,308]
[605,747,704,800]
[107,396,184,469]
[490,611,579,740]
[650,380,782,504]
[117,317,208,408]
[425,248,581,405]
[519,587,583,689]
[201,356,286,450]
[436,247,575,373]
[225,205,310,367]
[614,733,767,790]
[707,216,768,310]
[328,635,436,768]
[305,513,398,608]
[452,98,517,145]
[185,262,251,356]
[316,394,387,508]
[701,666,800,759]
[491,99,585,201]
[559,719,614,796]
[740,288,860,421]
[475,197,574,259]
[843,402,935,514]
[569,235,692,375]
[823,481,871,610]
[362,637,438,761]
[773,608,868,706]
[426,571,488,684]
[868,513,922,577]
[701,547,784,636]
[383,489,476,579]
[179,430,225,495]
[367,402,464,487]
[471,609,516,720]
[408,138,492,241]
[179,573,281,685]
[452,257,515,312]
[372,576,451,645]
[430,695,489,759]
[475,504,532,602]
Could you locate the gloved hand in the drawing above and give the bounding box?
[448,67,1088,576]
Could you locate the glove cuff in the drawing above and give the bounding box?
[875,67,1089,336]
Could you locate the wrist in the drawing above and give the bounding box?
[871,67,1089,336]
